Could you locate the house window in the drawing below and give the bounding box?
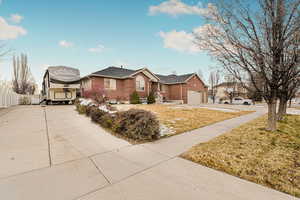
[160,84,167,92]
[136,75,145,91]
[104,78,116,90]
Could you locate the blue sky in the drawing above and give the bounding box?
[0,0,216,88]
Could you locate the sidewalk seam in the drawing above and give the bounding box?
[43,107,52,166]
[89,157,112,185]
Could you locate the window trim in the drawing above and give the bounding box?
[104,78,116,90]
[135,75,145,91]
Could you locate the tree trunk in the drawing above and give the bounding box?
[267,100,277,131]
[277,98,287,121]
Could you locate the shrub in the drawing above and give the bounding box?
[147,91,156,104]
[19,96,31,105]
[86,105,97,117]
[83,89,108,104]
[100,113,115,128]
[106,104,117,112]
[130,91,140,104]
[114,109,160,140]
[74,98,80,105]
[76,104,87,114]
[90,108,107,123]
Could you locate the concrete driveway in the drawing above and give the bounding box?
[0,105,297,200]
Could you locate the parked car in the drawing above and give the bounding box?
[222,97,252,105]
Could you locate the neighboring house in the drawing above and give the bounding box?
[214,82,248,101]
[80,66,208,104]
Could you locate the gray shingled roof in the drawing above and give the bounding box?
[91,66,139,78]
[156,73,195,84]
[90,66,196,84]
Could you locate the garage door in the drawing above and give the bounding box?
[187,90,202,105]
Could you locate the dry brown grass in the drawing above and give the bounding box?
[135,104,251,136]
[182,115,300,198]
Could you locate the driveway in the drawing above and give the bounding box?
[0,105,297,200]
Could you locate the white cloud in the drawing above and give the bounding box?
[88,44,105,53]
[59,40,74,48]
[159,24,221,54]
[159,30,200,53]
[149,0,216,17]
[0,17,27,40]
[9,14,23,23]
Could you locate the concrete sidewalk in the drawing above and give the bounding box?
[142,109,266,157]
[0,106,297,200]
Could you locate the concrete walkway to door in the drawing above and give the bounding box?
[0,105,297,200]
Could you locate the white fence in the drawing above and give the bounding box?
[0,81,20,108]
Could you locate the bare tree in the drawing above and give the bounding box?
[277,76,300,119]
[247,72,264,104]
[195,0,300,131]
[277,34,300,120]
[197,69,204,79]
[12,54,36,95]
[224,75,238,104]
[209,70,220,103]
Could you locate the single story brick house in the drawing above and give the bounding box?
[80,66,208,104]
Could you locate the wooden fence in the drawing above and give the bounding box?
[0,81,19,108]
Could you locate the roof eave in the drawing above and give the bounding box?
[88,74,133,79]
[160,81,187,85]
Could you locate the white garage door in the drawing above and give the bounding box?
[188,90,202,105]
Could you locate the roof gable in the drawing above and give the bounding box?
[156,73,195,84]
[132,68,160,82]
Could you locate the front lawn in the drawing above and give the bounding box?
[182,115,300,197]
[135,104,252,136]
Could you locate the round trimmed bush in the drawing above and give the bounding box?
[100,113,115,128]
[114,109,160,140]
[90,107,107,123]
[85,105,97,117]
[76,104,87,114]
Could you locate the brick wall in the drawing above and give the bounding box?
[168,84,182,100]
[81,73,208,103]
[182,75,208,103]
[132,72,150,98]
[82,72,151,101]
